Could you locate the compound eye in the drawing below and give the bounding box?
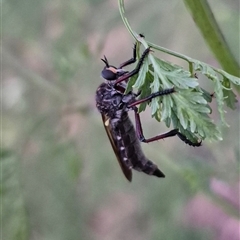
[101,68,117,80]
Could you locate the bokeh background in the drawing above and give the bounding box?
[2,0,240,240]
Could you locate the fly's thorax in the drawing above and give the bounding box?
[95,82,135,119]
[96,82,119,115]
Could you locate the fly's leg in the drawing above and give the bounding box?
[133,109,201,146]
[128,88,175,108]
[128,88,201,147]
[118,43,137,68]
[115,47,151,86]
[133,109,177,143]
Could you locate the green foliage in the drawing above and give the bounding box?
[126,36,240,142]
[192,61,239,124]
[1,151,29,240]
[119,0,240,143]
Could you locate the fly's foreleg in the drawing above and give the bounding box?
[118,43,137,68]
[115,47,151,86]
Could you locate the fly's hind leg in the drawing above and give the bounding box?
[133,109,201,146]
[128,88,201,147]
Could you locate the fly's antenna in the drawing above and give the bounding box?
[101,55,109,67]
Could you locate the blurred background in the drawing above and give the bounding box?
[2,0,239,240]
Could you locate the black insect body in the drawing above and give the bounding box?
[96,44,201,182]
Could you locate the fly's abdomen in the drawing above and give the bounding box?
[115,114,165,178]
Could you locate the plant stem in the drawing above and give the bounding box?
[183,0,240,78]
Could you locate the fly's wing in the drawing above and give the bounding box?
[101,114,132,182]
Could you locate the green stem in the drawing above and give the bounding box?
[118,0,192,62]
[183,0,240,78]
[118,0,136,40]
[118,0,218,70]
[118,0,239,91]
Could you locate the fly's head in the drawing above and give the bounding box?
[101,56,128,81]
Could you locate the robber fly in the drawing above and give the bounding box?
[95,43,201,182]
